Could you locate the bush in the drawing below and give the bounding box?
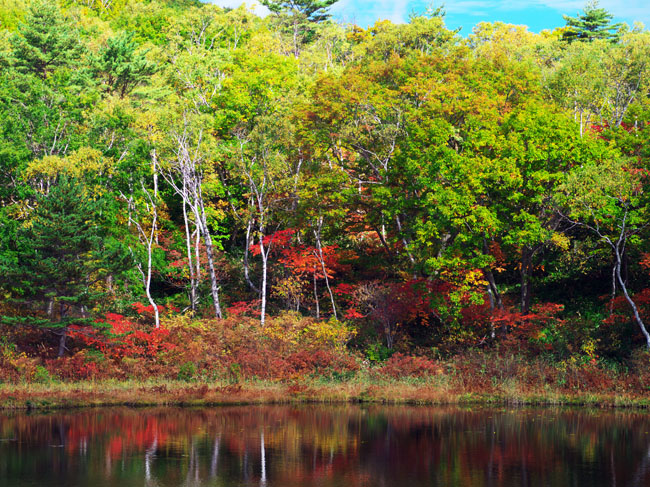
[377,353,441,379]
[177,362,197,382]
[46,351,99,380]
[33,366,52,384]
[365,343,393,362]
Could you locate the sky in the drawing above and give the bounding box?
[209,1,650,35]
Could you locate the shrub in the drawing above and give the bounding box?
[177,362,197,382]
[33,365,52,384]
[286,349,359,378]
[46,351,99,380]
[365,343,393,362]
[377,353,441,379]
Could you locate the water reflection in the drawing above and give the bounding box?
[1,405,649,486]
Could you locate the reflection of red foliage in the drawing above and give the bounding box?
[63,413,170,458]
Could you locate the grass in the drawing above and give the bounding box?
[2,371,650,410]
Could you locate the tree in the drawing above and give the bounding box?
[562,1,622,43]
[120,150,163,328]
[10,0,82,79]
[261,0,339,56]
[96,31,157,98]
[556,157,650,349]
[166,125,224,319]
[231,115,300,326]
[0,177,116,357]
[260,0,338,23]
[545,34,650,133]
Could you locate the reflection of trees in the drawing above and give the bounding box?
[0,406,650,486]
[145,433,158,487]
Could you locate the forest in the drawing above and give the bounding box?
[1,0,650,405]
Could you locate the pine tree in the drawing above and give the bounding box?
[260,0,339,56]
[562,0,622,43]
[96,31,157,98]
[10,0,82,78]
[0,178,112,357]
[260,0,339,23]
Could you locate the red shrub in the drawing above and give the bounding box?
[377,353,441,379]
[45,353,100,380]
[286,349,359,376]
[69,313,175,360]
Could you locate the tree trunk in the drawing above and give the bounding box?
[195,225,201,290]
[57,302,67,358]
[615,252,650,349]
[395,214,416,276]
[483,268,503,310]
[520,248,533,314]
[244,218,260,294]
[609,264,617,317]
[144,218,160,328]
[198,198,222,319]
[483,268,503,339]
[384,321,394,349]
[259,235,268,327]
[57,327,67,358]
[313,269,320,320]
[182,195,197,312]
[314,224,338,320]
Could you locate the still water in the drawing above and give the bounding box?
[1,405,649,486]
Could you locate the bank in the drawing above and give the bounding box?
[2,378,650,410]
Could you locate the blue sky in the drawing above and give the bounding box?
[210,1,649,35]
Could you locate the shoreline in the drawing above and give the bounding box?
[2,380,650,411]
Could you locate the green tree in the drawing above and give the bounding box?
[0,177,115,357]
[261,0,339,56]
[96,31,157,98]
[10,0,82,78]
[260,0,338,23]
[562,0,622,43]
[556,157,650,349]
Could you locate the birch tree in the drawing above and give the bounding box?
[557,157,650,349]
[120,151,161,328]
[165,125,223,319]
[233,117,298,326]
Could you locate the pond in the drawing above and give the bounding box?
[0,405,649,486]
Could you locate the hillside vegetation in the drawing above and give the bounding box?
[1,0,650,402]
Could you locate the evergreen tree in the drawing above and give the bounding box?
[562,0,622,43]
[261,0,339,56]
[10,0,82,78]
[0,178,113,357]
[260,0,339,23]
[96,31,157,98]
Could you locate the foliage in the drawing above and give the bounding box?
[377,353,442,379]
[0,0,650,383]
[562,1,622,43]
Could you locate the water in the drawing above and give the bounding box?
[0,405,649,486]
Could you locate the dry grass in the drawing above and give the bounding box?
[2,373,650,410]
